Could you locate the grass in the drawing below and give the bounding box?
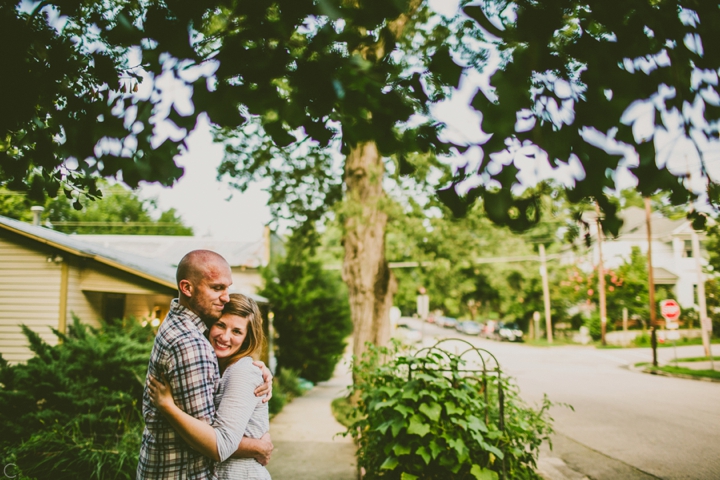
[331,396,362,429]
[631,334,720,348]
[671,356,720,363]
[634,361,720,380]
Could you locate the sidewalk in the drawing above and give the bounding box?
[266,357,356,480]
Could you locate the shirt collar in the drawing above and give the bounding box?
[170,298,209,335]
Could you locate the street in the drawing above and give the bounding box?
[399,318,720,480]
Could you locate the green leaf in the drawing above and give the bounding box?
[380,456,399,470]
[417,445,432,465]
[373,398,398,410]
[470,465,499,480]
[481,442,504,460]
[393,443,412,456]
[468,415,488,433]
[407,414,431,437]
[444,401,463,416]
[401,473,419,480]
[419,402,442,422]
[390,418,404,437]
[429,439,443,459]
[394,404,414,417]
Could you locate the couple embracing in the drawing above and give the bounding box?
[137,250,274,480]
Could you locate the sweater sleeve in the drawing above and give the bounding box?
[213,358,263,462]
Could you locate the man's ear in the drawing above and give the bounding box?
[179,279,193,298]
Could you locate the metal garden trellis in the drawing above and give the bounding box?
[407,338,506,477]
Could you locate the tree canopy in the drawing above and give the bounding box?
[4,1,718,232]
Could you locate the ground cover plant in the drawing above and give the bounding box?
[345,343,556,479]
[0,317,154,480]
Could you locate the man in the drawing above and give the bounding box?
[138,250,273,479]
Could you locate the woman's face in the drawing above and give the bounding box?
[209,313,250,360]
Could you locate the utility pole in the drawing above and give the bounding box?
[644,197,658,367]
[595,202,608,346]
[691,231,714,365]
[539,244,553,344]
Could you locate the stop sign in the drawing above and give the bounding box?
[659,299,681,321]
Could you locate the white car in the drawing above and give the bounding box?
[394,323,422,343]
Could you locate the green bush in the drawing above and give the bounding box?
[261,242,352,383]
[0,316,153,479]
[584,314,602,341]
[346,343,555,480]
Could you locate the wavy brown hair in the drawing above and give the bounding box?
[221,293,265,364]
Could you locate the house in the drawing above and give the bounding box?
[0,216,269,364]
[576,206,708,310]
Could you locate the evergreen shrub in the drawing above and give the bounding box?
[347,343,555,480]
[0,316,153,479]
[261,247,352,383]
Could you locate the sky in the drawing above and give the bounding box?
[139,115,271,241]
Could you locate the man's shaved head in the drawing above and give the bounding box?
[177,250,228,286]
[176,250,233,323]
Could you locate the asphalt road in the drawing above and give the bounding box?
[399,318,720,480]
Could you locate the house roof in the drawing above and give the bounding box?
[78,235,267,269]
[619,207,688,238]
[0,216,268,302]
[653,267,679,285]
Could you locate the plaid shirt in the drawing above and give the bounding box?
[137,299,220,480]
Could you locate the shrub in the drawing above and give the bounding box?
[584,314,602,341]
[346,343,555,480]
[261,243,352,383]
[0,316,153,479]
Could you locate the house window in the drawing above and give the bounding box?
[103,293,126,322]
[684,240,693,258]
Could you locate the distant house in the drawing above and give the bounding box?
[0,216,268,364]
[574,206,708,310]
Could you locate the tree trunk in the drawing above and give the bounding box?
[342,141,397,364]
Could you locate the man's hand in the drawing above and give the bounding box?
[254,432,273,466]
[253,360,273,403]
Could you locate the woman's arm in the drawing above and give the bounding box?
[148,375,221,461]
[148,363,271,463]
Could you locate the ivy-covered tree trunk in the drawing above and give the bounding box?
[342,141,397,364]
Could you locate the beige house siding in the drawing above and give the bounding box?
[65,259,102,329]
[0,227,177,364]
[0,234,63,363]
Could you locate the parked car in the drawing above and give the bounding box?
[394,323,422,343]
[497,322,524,342]
[456,321,482,335]
[437,316,458,329]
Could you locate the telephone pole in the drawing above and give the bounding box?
[644,197,658,367]
[691,231,714,364]
[595,202,608,346]
[539,244,553,344]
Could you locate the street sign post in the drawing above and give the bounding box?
[660,299,681,364]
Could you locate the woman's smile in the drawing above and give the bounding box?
[209,314,250,360]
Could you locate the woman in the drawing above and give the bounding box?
[148,293,271,479]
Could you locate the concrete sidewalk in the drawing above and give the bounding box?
[267,358,356,480]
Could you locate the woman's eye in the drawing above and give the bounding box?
[233,330,243,336]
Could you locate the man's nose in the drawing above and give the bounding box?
[220,289,230,303]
